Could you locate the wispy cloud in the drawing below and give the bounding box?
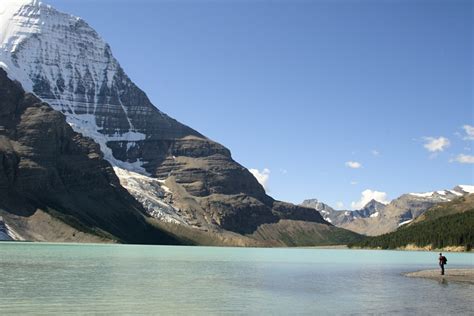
[451,154,474,164]
[350,181,358,185]
[351,189,390,210]
[336,201,344,209]
[249,168,271,191]
[462,125,474,141]
[345,161,362,169]
[371,149,380,156]
[423,137,450,152]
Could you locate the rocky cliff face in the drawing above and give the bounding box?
[0,0,346,245]
[0,68,180,244]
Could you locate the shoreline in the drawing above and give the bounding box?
[1,240,473,253]
[405,269,474,285]
[350,245,472,253]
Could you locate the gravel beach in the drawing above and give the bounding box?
[405,269,474,284]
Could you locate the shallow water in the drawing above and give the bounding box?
[0,243,472,315]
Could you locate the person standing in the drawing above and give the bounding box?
[439,253,447,275]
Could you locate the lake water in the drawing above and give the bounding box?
[0,243,472,315]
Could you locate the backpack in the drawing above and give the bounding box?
[442,256,447,264]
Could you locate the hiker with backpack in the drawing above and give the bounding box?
[439,253,447,275]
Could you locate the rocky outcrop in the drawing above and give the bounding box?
[0,68,180,244]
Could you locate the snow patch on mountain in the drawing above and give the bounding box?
[113,167,188,225]
[68,114,149,174]
[458,185,474,194]
[398,219,413,227]
[409,186,473,199]
[370,212,379,218]
[409,192,435,198]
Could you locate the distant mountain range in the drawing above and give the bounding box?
[349,194,474,251]
[302,185,474,236]
[301,199,387,226]
[0,0,358,246]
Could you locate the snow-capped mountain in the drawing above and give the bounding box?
[0,0,342,245]
[0,0,200,174]
[408,185,473,200]
[299,199,336,222]
[302,185,474,236]
[301,199,386,226]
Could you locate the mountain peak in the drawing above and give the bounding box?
[0,0,85,89]
[362,199,385,209]
[0,0,40,9]
[0,0,160,174]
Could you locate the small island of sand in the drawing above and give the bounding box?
[405,269,474,285]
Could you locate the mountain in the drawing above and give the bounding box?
[302,185,474,236]
[301,198,386,226]
[0,0,357,246]
[349,194,474,251]
[0,68,180,244]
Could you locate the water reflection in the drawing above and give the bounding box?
[438,277,449,286]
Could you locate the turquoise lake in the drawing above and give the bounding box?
[0,243,472,315]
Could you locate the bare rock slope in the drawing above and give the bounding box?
[0,68,180,244]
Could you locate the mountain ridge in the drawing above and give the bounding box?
[349,194,474,251]
[302,185,474,236]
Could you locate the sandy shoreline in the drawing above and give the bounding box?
[405,269,474,284]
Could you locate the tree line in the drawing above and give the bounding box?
[348,210,474,251]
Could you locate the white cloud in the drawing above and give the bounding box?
[463,125,474,140]
[452,154,474,164]
[351,189,390,210]
[336,201,344,209]
[279,168,288,175]
[423,137,450,152]
[345,161,362,169]
[350,181,358,185]
[249,168,270,190]
[371,150,380,156]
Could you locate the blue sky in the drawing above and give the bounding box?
[48,0,473,209]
